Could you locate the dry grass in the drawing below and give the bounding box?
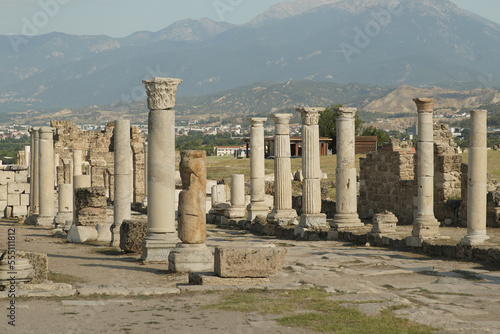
[461,149,500,177]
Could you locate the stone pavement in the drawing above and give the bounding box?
[1,220,500,333]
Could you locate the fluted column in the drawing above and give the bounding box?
[297,107,327,228]
[268,113,297,223]
[412,98,440,238]
[461,110,489,245]
[36,127,55,226]
[30,127,40,215]
[246,117,269,221]
[332,108,363,231]
[111,118,131,246]
[141,77,182,262]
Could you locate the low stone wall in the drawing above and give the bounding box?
[74,187,107,226]
[0,165,30,218]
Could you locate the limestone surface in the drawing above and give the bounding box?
[215,246,286,278]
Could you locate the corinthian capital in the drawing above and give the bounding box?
[297,107,324,126]
[142,77,183,111]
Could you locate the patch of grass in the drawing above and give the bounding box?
[48,271,86,285]
[62,312,78,315]
[94,247,122,256]
[205,288,435,333]
[145,321,160,325]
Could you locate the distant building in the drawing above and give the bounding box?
[214,146,246,156]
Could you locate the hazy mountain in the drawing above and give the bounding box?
[1,0,500,110]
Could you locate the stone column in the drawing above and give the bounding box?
[332,108,363,231]
[224,174,246,219]
[461,110,489,245]
[29,129,35,214]
[246,117,269,221]
[142,142,148,206]
[54,184,73,229]
[24,146,31,168]
[411,98,440,239]
[54,153,60,188]
[141,77,182,262]
[297,107,326,228]
[31,127,40,215]
[111,118,131,247]
[268,113,297,224]
[73,150,82,176]
[169,151,213,272]
[36,127,55,227]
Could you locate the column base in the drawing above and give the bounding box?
[299,213,327,228]
[267,209,297,224]
[412,215,440,238]
[331,213,364,231]
[141,233,180,263]
[54,212,73,229]
[246,203,269,221]
[225,206,246,219]
[97,223,112,243]
[36,215,55,228]
[168,243,214,273]
[460,233,490,246]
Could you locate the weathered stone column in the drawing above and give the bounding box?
[54,184,73,229]
[461,110,489,245]
[268,113,297,224]
[297,107,326,228]
[24,145,31,168]
[73,150,82,176]
[224,174,246,219]
[332,108,363,231]
[169,151,213,272]
[36,127,55,226]
[111,118,131,247]
[411,98,440,238]
[141,77,182,262]
[246,117,269,221]
[142,142,148,206]
[31,127,40,215]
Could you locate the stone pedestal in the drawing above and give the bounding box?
[268,113,297,224]
[54,183,73,229]
[169,151,213,272]
[297,107,326,228]
[35,127,55,227]
[111,118,132,247]
[411,98,440,240]
[332,108,364,231]
[141,77,182,262]
[246,117,269,221]
[461,110,489,245]
[224,174,246,219]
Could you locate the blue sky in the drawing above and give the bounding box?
[1,0,499,37]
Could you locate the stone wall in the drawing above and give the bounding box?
[0,165,30,218]
[359,138,415,224]
[51,120,145,204]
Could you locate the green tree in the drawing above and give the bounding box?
[318,104,363,151]
[360,126,390,146]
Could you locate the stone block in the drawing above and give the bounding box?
[0,172,15,185]
[168,244,214,273]
[215,246,286,278]
[15,173,28,183]
[0,185,7,201]
[7,182,29,194]
[67,225,98,243]
[20,193,30,206]
[12,205,28,217]
[7,193,20,206]
[0,200,6,213]
[189,272,270,286]
[119,220,147,253]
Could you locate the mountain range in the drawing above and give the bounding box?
[1,0,500,111]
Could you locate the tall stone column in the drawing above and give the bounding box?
[24,146,31,168]
[246,117,269,221]
[169,151,213,272]
[411,98,440,239]
[462,110,489,245]
[29,128,35,215]
[111,118,131,247]
[142,142,148,206]
[332,108,363,231]
[268,113,297,223]
[297,107,326,228]
[31,127,40,215]
[36,127,55,227]
[73,150,82,176]
[141,77,182,262]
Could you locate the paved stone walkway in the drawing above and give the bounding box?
[1,220,500,333]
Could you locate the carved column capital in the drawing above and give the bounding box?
[142,77,183,111]
[297,107,324,126]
